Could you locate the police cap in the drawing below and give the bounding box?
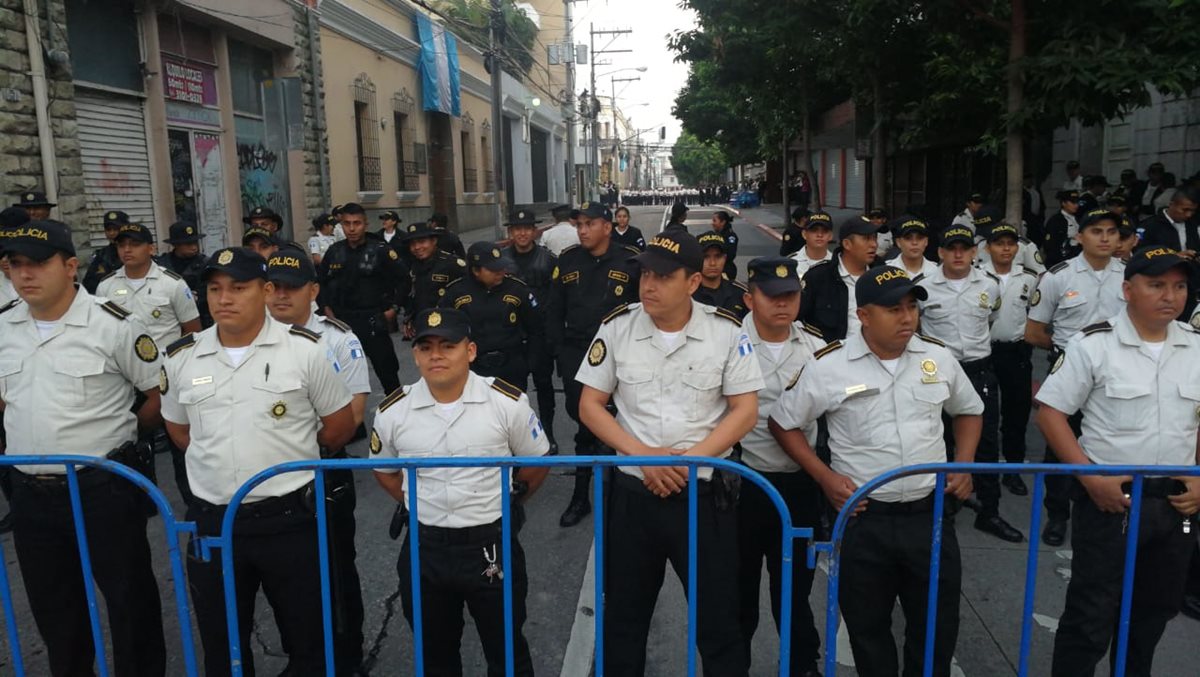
[165,221,202,244]
[635,230,703,275]
[855,266,928,307]
[697,230,727,252]
[939,226,976,248]
[11,191,55,209]
[203,247,268,282]
[102,210,131,228]
[467,241,508,271]
[114,222,154,244]
[747,256,802,296]
[1,219,75,260]
[1124,246,1189,280]
[267,250,318,286]
[413,308,471,343]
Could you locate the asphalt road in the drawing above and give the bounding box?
[0,204,1194,676]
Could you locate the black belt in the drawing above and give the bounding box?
[1131,477,1187,499]
[12,465,113,492]
[990,340,1026,347]
[612,468,712,497]
[959,357,993,375]
[192,484,312,521]
[416,518,506,545]
[864,494,935,515]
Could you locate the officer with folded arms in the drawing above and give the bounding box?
[159,221,211,327]
[82,209,128,292]
[162,247,355,676]
[401,220,466,338]
[371,308,549,677]
[576,229,763,676]
[0,220,167,676]
[1036,247,1200,677]
[770,267,982,677]
[693,230,749,319]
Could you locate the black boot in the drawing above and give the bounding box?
[559,470,592,527]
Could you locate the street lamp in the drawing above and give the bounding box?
[587,66,646,200]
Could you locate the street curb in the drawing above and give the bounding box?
[755,222,782,241]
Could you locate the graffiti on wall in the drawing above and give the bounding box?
[237,140,290,233]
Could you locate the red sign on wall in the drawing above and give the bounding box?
[162,56,217,107]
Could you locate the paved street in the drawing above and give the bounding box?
[0,204,1194,675]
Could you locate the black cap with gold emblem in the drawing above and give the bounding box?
[402,220,439,241]
[202,247,268,282]
[11,191,55,209]
[505,209,540,227]
[412,308,471,343]
[165,220,202,244]
[114,223,154,244]
[634,230,704,275]
[747,256,802,296]
[467,241,508,272]
[267,250,318,286]
[697,230,727,253]
[855,266,929,307]
[242,206,282,226]
[1,219,76,260]
[103,210,132,228]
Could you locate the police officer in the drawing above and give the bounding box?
[308,213,339,265]
[951,192,985,231]
[575,229,763,676]
[377,210,404,253]
[973,206,1045,275]
[1043,189,1082,267]
[319,202,410,396]
[0,220,167,676]
[739,257,826,677]
[97,222,201,346]
[711,210,739,279]
[868,208,893,257]
[884,216,937,277]
[779,207,809,257]
[9,190,55,221]
[663,201,690,233]
[790,211,835,277]
[162,246,355,676]
[371,308,550,677]
[502,209,560,452]
[1035,247,1200,677]
[770,267,982,677]
[978,223,1039,496]
[545,201,640,527]
[267,250,370,675]
[1026,208,1127,546]
[694,230,748,319]
[243,225,279,260]
[160,220,211,327]
[402,220,466,338]
[612,205,646,250]
[82,209,128,292]
[440,242,544,389]
[427,212,466,258]
[540,203,580,256]
[798,216,885,340]
[916,226,1023,542]
[244,206,283,234]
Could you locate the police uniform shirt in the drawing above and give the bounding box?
[96,261,200,346]
[0,275,17,307]
[573,301,765,480]
[1027,254,1126,350]
[1190,305,1200,331]
[838,257,864,337]
[740,313,825,473]
[916,266,1001,362]
[975,239,1046,275]
[540,222,580,257]
[160,316,352,503]
[306,314,370,395]
[0,291,160,472]
[978,261,1037,343]
[439,275,541,353]
[370,372,549,528]
[1036,311,1200,467]
[407,251,466,315]
[770,332,983,502]
[884,254,938,278]
[692,278,748,319]
[792,247,833,277]
[951,210,976,233]
[308,233,337,257]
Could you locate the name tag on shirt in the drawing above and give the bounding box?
[844,384,878,399]
[192,376,213,386]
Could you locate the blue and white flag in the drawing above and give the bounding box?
[416,14,461,116]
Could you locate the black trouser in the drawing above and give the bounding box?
[530,355,557,443]
[737,469,821,674]
[557,341,598,455]
[1052,489,1195,677]
[398,520,533,677]
[839,497,961,677]
[11,471,166,677]
[166,428,195,508]
[187,495,326,677]
[339,308,400,395]
[326,470,364,675]
[991,341,1033,465]
[605,474,747,677]
[472,350,529,392]
[946,358,1001,514]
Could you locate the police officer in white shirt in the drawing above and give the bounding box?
[96,222,202,346]
[978,224,1039,496]
[575,230,764,676]
[1035,247,1200,677]
[308,213,339,265]
[770,266,983,677]
[951,193,985,231]
[972,206,1045,274]
[917,226,1023,542]
[884,216,938,277]
[266,247,371,674]
[371,308,549,677]
[1025,208,1127,546]
[0,220,167,676]
[738,257,826,677]
[162,246,355,676]
[540,203,581,256]
[790,211,835,277]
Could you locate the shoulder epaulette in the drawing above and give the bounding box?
[443,277,464,290]
[0,299,18,315]
[490,378,522,401]
[808,259,834,271]
[165,333,196,357]
[289,325,321,342]
[322,316,352,333]
[1082,321,1113,336]
[918,334,946,347]
[1019,237,1032,245]
[378,386,408,412]
[98,271,118,284]
[559,244,580,256]
[785,367,804,391]
[160,268,183,281]
[602,303,632,324]
[622,244,641,255]
[1048,261,1070,274]
[713,306,742,325]
[507,276,528,286]
[983,270,1001,284]
[912,273,927,284]
[1020,268,1039,278]
[801,322,824,340]
[731,279,749,292]
[99,300,130,320]
[814,340,843,359]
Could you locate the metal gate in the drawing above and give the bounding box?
[76,92,157,240]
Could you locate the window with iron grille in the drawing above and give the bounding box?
[460,112,476,193]
[393,89,419,191]
[352,74,381,191]
[480,119,493,192]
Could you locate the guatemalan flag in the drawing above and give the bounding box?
[416,14,461,116]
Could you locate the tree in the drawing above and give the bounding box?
[671,132,729,186]
[435,0,538,77]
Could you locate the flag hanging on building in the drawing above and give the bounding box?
[416,14,461,116]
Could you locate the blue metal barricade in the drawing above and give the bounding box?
[810,462,1200,677]
[0,454,199,676]
[199,455,812,677]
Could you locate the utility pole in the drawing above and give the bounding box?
[611,75,639,189]
[563,0,577,204]
[589,24,632,202]
[489,0,506,236]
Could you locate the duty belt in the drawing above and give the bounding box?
[416,518,507,545]
[864,494,936,515]
[958,356,993,376]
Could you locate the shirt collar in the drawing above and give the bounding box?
[408,371,491,409]
[1114,309,1191,348]
[1070,254,1123,274]
[632,301,707,342]
[845,330,927,361]
[741,312,801,347]
[6,286,92,327]
[194,314,282,356]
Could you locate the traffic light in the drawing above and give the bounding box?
[659,126,666,141]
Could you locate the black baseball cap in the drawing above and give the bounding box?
[380,210,401,222]
[242,226,275,245]
[0,207,31,229]
[972,206,1002,238]
[312,213,336,231]
[506,209,540,227]
[267,250,318,286]
[467,241,508,271]
[413,308,471,343]
[805,211,833,230]
[634,231,703,275]
[165,221,202,244]
[1057,189,1081,202]
[1079,208,1120,229]
[746,257,802,296]
[402,221,439,241]
[11,191,55,209]
[1086,175,1111,188]
[670,202,690,220]
[940,226,976,248]
[867,207,889,220]
[1066,160,1080,169]
[243,206,282,226]
[892,216,930,238]
[986,223,1021,243]
[1,220,75,260]
[1106,193,1127,206]
[855,266,928,307]
[967,193,985,204]
[102,210,131,228]
[550,203,572,218]
[1124,246,1189,280]
[580,201,613,221]
[838,216,886,241]
[202,247,268,282]
[428,213,449,229]
[790,207,809,222]
[114,223,153,243]
[697,230,727,252]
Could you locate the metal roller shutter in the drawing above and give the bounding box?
[845,157,866,209]
[76,93,156,245]
[825,152,841,208]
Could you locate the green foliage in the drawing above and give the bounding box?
[671,132,729,185]
[435,0,538,77]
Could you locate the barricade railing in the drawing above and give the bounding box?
[198,455,813,677]
[0,455,199,677]
[810,462,1200,677]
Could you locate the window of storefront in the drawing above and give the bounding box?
[66,0,141,92]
